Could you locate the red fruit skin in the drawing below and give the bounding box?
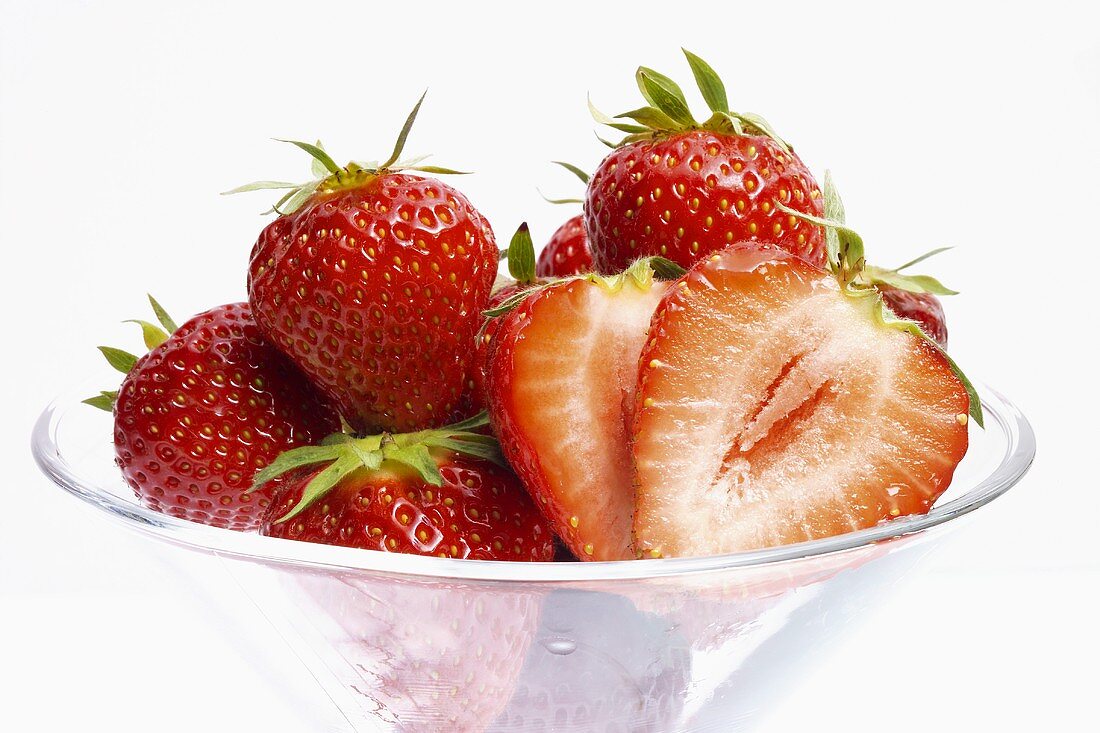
[879,286,948,349]
[260,452,555,561]
[248,173,498,434]
[535,214,592,277]
[585,130,825,274]
[113,303,340,530]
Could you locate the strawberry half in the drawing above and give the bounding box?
[257,413,554,561]
[89,298,339,530]
[486,259,678,560]
[632,242,978,558]
[230,94,498,434]
[586,50,825,274]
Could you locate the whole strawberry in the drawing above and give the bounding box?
[89,298,339,530]
[536,214,592,277]
[879,288,948,348]
[257,414,554,561]
[586,50,825,273]
[536,162,593,277]
[232,95,498,434]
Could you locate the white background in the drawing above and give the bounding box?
[2,1,1097,730]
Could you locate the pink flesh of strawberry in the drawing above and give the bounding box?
[506,278,667,560]
[633,246,969,558]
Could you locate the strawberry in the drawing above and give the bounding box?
[536,214,592,277]
[535,162,594,277]
[632,238,980,558]
[585,50,825,274]
[230,95,498,434]
[256,414,554,560]
[485,258,682,560]
[88,298,339,530]
[878,287,948,349]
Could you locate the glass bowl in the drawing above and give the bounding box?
[31,384,1034,732]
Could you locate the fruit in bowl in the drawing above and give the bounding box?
[83,53,978,563]
[31,46,1040,733]
[87,298,339,530]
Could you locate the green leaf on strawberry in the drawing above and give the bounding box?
[97,346,138,375]
[863,266,958,296]
[506,222,537,284]
[253,411,505,522]
[552,161,590,184]
[681,48,727,114]
[592,49,790,150]
[81,390,118,412]
[147,294,178,333]
[123,320,170,350]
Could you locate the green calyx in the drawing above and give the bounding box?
[861,248,959,296]
[590,49,790,151]
[482,255,685,321]
[222,91,468,216]
[604,255,687,291]
[776,171,867,290]
[506,222,538,284]
[83,295,177,412]
[777,172,959,296]
[252,411,504,523]
[776,174,982,427]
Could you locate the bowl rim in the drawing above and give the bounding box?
[31,383,1035,583]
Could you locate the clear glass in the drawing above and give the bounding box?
[32,385,1034,732]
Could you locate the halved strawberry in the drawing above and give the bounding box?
[632,243,976,558]
[486,260,675,560]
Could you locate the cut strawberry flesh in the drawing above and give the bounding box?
[633,245,969,558]
[489,277,667,560]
